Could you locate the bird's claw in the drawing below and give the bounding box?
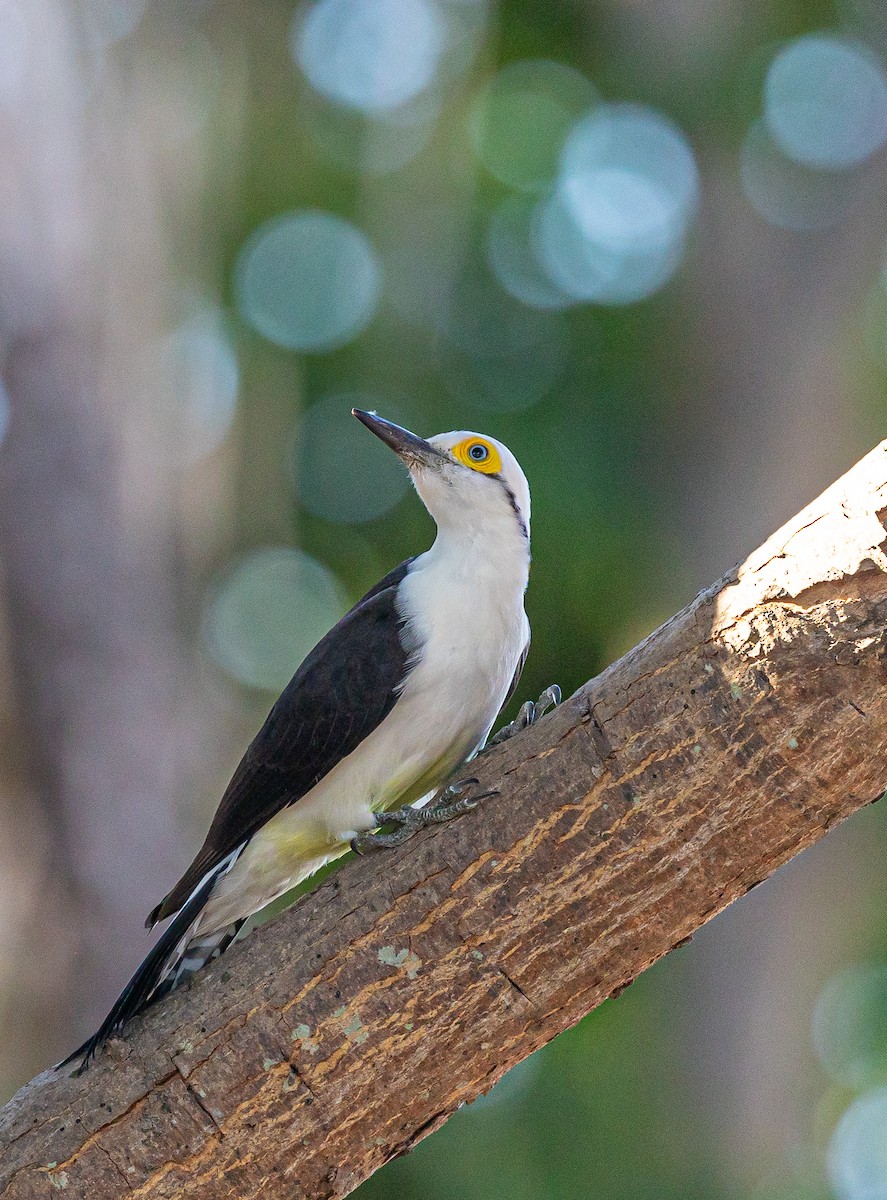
[487,684,562,747]
[533,684,562,720]
[350,778,497,854]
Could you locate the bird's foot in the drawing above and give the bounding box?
[486,684,562,748]
[350,778,497,854]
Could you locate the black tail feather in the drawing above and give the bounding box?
[58,871,222,1074]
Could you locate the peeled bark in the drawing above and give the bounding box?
[3,441,887,1200]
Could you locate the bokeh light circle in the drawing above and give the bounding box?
[564,167,679,253]
[740,119,852,230]
[534,191,686,306]
[827,1087,887,1200]
[531,103,698,305]
[203,547,348,692]
[234,211,381,353]
[487,196,575,310]
[764,34,887,170]
[292,396,413,523]
[468,58,598,193]
[292,0,446,113]
[159,311,239,466]
[813,963,887,1090]
[560,104,699,246]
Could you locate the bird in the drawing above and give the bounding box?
[61,410,559,1072]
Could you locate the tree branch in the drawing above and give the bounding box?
[4,442,887,1200]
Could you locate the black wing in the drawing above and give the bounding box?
[150,559,414,924]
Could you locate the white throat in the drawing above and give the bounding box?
[424,503,530,596]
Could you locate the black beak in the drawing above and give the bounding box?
[352,410,441,467]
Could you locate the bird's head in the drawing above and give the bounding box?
[353,409,530,543]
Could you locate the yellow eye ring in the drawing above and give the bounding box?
[452,438,502,475]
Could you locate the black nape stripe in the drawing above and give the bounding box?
[497,478,529,541]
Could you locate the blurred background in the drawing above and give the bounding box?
[1,0,887,1196]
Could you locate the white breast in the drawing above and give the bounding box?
[296,531,529,834]
[393,538,530,773]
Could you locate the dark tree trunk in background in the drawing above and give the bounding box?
[0,335,187,1077]
[0,0,195,1091]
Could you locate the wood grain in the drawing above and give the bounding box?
[4,441,887,1199]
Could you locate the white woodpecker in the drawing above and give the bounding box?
[62,410,559,1071]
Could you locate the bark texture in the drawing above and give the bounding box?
[3,442,887,1199]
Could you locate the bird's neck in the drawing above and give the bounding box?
[424,513,530,595]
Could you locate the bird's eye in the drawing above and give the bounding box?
[452,436,501,473]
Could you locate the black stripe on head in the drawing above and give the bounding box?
[498,478,529,542]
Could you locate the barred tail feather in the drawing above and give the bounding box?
[150,919,245,1004]
[58,862,243,1074]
